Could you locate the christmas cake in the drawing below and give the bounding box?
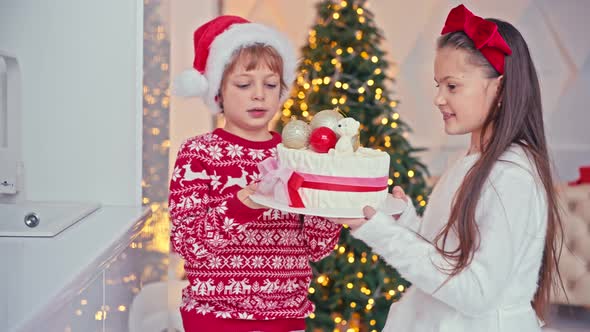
[257,109,391,210]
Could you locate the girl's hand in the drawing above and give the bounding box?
[391,186,409,220]
[329,206,377,231]
[237,183,266,209]
[330,186,409,229]
[392,186,409,202]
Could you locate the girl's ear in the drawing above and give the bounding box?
[494,75,504,103]
[496,75,504,92]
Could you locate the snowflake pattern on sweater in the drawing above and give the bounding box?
[169,128,342,321]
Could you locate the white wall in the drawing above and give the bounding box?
[168,0,219,174]
[0,0,143,205]
[169,0,590,181]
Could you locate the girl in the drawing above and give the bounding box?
[169,16,341,332]
[331,5,563,332]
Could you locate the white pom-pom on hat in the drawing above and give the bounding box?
[172,69,208,97]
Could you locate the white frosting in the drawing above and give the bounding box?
[277,144,390,209]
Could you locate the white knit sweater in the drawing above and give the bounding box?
[354,145,547,332]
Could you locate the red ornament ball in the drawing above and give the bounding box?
[309,127,338,153]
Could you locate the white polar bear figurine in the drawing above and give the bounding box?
[332,117,360,155]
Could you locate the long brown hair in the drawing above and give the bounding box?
[435,19,564,320]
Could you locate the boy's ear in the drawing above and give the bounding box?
[215,93,224,111]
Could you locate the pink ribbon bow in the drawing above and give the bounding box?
[257,157,294,206]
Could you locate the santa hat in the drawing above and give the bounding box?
[173,15,297,114]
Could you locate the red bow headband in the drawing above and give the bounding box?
[441,4,512,74]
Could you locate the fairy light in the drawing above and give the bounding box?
[142,1,170,205]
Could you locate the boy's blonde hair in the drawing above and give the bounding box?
[220,43,287,95]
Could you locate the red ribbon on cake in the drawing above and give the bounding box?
[258,158,389,208]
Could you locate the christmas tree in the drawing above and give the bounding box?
[274,0,430,330]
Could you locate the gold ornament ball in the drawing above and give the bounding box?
[282,119,312,149]
[310,109,344,132]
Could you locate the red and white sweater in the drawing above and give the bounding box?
[169,128,341,321]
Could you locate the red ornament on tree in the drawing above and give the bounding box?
[309,127,338,153]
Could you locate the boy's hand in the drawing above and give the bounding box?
[237,183,266,209]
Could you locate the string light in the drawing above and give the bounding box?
[142,2,169,205]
